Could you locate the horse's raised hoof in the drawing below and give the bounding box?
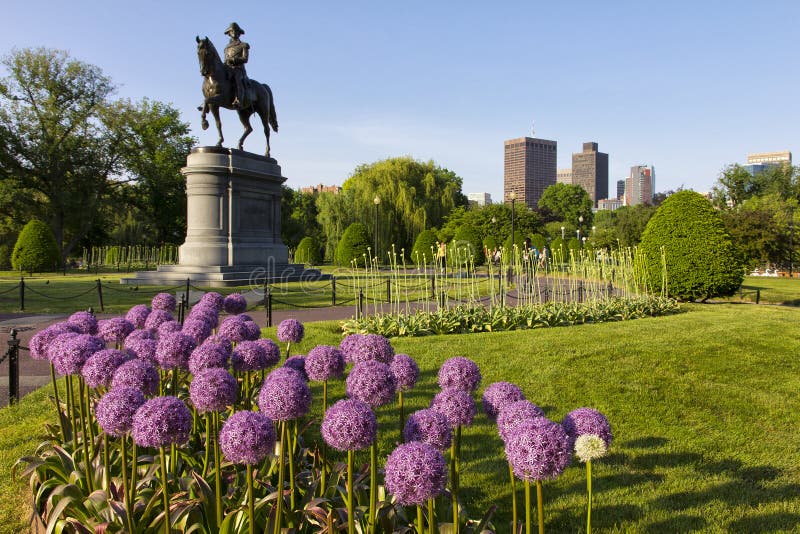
[215,141,223,147]
[237,144,244,151]
[201,120,209,131]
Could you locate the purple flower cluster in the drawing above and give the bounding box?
[283,356,309,380]
[346,360,396,408]
[29,323,79,360]
[95,387,146,437]
[112,359,160,396]
[338,334,364,360]
[144,309,174,331]
[50,334,105,376]
[497,400,546,443]
[198,292,224,311]
[204,335,233,354]
[257,368,311,421]
[403,409,452,450]
[482,381,526,421]
[124,336,157,364]
[151,292,177,312]
[132,396,192,448]
[254,338,281,368]
[125,304,151,329]
[231,341,270,372]
[190,368,237,413]
[504,419,571,481]
[343,334,394,364]
[223,293,248,315]
[155,332,197,370]
[188,343,229,375]
[82,349,132,389]
[389,354,419,391]
[277,318,304,343]
[384,442,448,506]
[243,320,261,341]
[219,411,276,465]
[430,388,476,428]
[181,318,214,344]
[68,311,98,335]
[217,316,250,343]
[98,317,135,345]
[321,398,377,451]
[561,408,613,448]
[158,320,183,336]
[437,357,482,392]
[304,345,345,382]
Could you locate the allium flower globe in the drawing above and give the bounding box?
[403,409,452,450]
[188,343,229,375]
[482,381,525,421]
[95,387,146,437]
[198,291,224,311]
[562,407,613,448]
[203,335,233,355]
[112,359,160,396]
[257,369,311,421]
[243,320,262,341]
[338,334,364,361]
[29,323,79,360]
[223,293,248,315]
[219,411,276,465]
[254,338,281,368]
[345,333,394,364]
[283,356,309,381]
[231,340,270,372]
[50,334,105,376]
[125,304,151,329]
[321,399,377,451]
[190,368,237,413]
[68,311,98,335]
[504,418,571,481]
[430,388,476,428]
[276,318,304,343]
[182,318,214,344]
[98,317,135,344]
[497,400,546,442]
[155,332,197,370]
[390,353,419,391]
[384,442,448,506]
[82,349,132,389]
[151,292,177,312]
[346,360,396,408]
[144,309,174,331]
[217,316,249,343]
[574,434,608,463]
[131,396,192,448]
[125,328,155,344]
[124,337,157,364]
[264,367,305,385]
[437,356,482,392]
[304,345,345,381]
[157,320,183,336]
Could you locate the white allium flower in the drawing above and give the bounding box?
[574,434,607,463]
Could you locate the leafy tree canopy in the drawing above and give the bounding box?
[537,183,593,229]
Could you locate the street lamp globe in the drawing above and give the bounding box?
[373,195,381,205]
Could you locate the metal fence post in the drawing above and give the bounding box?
[266,287,273,327]
[756,289,760,304]
[8,329,20,405]
[178,298,185,325]
[185,278,191,306]
[19,277,25,311]
[357,288,364,319]
[331,276,336,306]
[607,282,613,299]
[386,278,391,303]
[578,281,584,303]
[96,279,105,311]
[430,275,435,299]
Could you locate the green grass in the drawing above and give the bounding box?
[3,304,800,532]
[721,275,800,305]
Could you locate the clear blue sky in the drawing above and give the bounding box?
[2,0,798,201]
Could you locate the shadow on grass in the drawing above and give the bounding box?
[727,512,800,533]
[644,514,707,533]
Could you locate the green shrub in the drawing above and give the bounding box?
[411,229,439,265]
[11,219,59,274]
[335,222,371,267]
[502,233,526,251]
[530,233,547,252]
[0,243,10,270]
[638,190,744,301]
[568,237,581,256]
[550,237,567,261]
[295,236,321,265]
[450,224,484,265]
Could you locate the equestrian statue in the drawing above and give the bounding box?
[196,23,278,158]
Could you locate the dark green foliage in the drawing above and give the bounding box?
[537,183,593,226]
[411,229,439,265]
[335,223,371,267]
[0,243,9,270]
[283,188,323,250]
[502,233,526,251]
[294,236,321,266]
[550,237,567,261]
[482,235,498,254]
[450,224,484,265]
[567,237,581,256]
[11,219,59,273]
[530,233,546,252]
[615,205,657,247]
[441,204,541,252]
[638,191,744,301]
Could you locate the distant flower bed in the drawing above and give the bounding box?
[341,295,681,337]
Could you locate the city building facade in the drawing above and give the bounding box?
[625,165,655,206]
[300,183,342,195]
[557,168,572,185]
[744,151,792,176]
[504,137,557,208]
[597,198,624,211]
[617,179,625,199]
[467,192,492,207]
[571,142,609,207]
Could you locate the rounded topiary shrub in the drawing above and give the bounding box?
[11,219,59,274]
[336,222,372,267]
[638,190,744,301]
[502,233,527,252]
[449,224,484,266]
[549,237,568,262]
[295,236,321,266]
[411,229,439,265]
[530,233,547,253]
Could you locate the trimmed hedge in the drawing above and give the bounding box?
[638,190,744,301]
[11,219,59,274]
[294,236,321,266]
[411,229,439,265]
[450,224,484,265]
[335,222,371,267]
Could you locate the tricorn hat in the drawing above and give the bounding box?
[224,22,245,37]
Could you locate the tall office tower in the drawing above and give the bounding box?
[617,179,625,199]
[557,168,573,185]
[571,142,609,207]
[503,137,557,208]
[744,151,792,175]
[625,165,655,206]
[467,192,492,206]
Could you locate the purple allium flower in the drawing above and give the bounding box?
[321,398,377,451]
[304,345,345,382]
[254,339,281,368]
[482,381,526,421]
[203,335,233,355]
[188,343,229,375]
[190,368,237,413]
[68,311,98,335]
[151,292,177,312]
[198,292,224,311]
[95,387,145,437]
[346,360,396,408]
[158,320,183,336]
[277,318,304,343]
[112,359,160,396]
[50,334,105,376]
[231,340,269,372]
[155,332,197,370]
[437,357,482,392]
[430,388,476,428]
[403,409,452,450]
[504,418,571,481]
[219,411,276,465]
[98,317,135,345]
[338,334,364,361]
[29,323,79,360]
[257,368,312,421]
[82,349,132,389]
[283,356,309,381]
[390,354,419,391]
[384,442,448,506]
[345,334,394,365]
[217,316,249,343]
[144,309,174,332]
[223,293,248,315]
[124,337,157,364]
[237,313,254,323]
[125,328,156,344]
[561,408,613,448]
[182,318,214,344]
[187,305,219,327]
[131,396,192,448]
[125,304,151,329]
[497,400,547,443]
[243,320,261,341]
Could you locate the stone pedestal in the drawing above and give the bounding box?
[122,147,324,287]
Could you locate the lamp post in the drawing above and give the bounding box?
[561,226,565,240]
[510,191,517,255]
[373,195,381,262]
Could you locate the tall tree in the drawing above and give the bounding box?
[537,183,594,229]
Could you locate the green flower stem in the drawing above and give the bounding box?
[170,443,177,478]
[285,341,291,360]
[370,441,378,532]
[131,440,138,507]
[536,480,544,534]
[417,505,425,533]
[159,370,164,396]
[320,381,328,496]
[347,450,355,534]
[244,371,251,410]
[586,460,592,534]
[86,385,96,457]
[160,446,170,534]
[427,498,435,534]
[213,412,223,528]
[66,375,77,450]
[103,433,110,489]
[247,463,255,534]
[120,436,134,534]
[289,420,297,522]
[398,389,405,443]
[509,462,517,533]
[77,379,94,493]
[451,425,461,534]
[525,479,531,534]
[49,363,66,442]
[202,413,212,478]
[274,421,286,534]
[171,368,178,396]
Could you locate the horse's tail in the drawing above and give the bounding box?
[263,83,278,132]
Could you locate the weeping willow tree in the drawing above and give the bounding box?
[316,157,467,260]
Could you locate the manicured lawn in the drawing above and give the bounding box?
[2,303,800,532]
[721,275,800,305]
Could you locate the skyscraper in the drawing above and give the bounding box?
[616,179,625,199]
[571,142,609,207]
[503,137,557,208]
[625,165,655,206]
[557,168,572,185]
[467,192,492,206]
[744,151,792,176]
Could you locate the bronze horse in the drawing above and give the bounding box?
[195,36,278,157]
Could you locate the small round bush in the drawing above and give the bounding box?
[449,223,484,265]
[294,236,322,265]
[11,219,59,273]
[335,222,372,267]
[411,229,439,265]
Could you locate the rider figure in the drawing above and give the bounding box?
[224,22,249,109]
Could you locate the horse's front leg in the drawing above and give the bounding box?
[199,102,210,130]
[212,106,224,147]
